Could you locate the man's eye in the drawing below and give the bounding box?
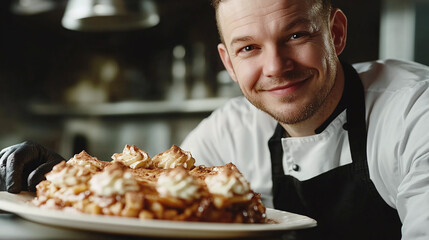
[241,45,255,52]
[290,32,308,40]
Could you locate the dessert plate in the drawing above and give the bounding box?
[0,192,316,238]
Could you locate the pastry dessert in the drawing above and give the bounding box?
[32,145,267,223]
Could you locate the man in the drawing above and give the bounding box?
[1,0,429,239]
[181,0,429,239]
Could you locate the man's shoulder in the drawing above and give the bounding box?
[353,59,429,74]
[180,96,277,167]
[191,96,277,139]
[353,59,429,92]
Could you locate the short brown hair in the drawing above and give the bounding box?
[211,0,332,11]
[211,0,333,43]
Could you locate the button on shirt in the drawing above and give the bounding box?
[180,59,429,240]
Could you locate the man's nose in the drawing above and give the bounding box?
[262,47,293,78]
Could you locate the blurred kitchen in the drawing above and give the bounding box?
[0,0,428,161]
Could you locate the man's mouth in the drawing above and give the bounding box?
[265,77,310,96]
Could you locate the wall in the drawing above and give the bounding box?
[415,1,429,65]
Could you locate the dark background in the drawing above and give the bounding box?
[0,0,381,108]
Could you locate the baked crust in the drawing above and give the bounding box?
[32,145,267,223]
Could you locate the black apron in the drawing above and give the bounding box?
[269,62,402,240]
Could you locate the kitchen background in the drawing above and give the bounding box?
[0,0,428,161]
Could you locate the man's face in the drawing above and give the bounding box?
[217,0,346,126]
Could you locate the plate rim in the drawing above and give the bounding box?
[0,192,317,238]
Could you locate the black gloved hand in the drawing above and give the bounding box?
[0,141,65,193]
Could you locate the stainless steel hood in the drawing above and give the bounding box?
[61,0,159,31]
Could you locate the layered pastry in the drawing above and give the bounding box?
[32,145,267,223]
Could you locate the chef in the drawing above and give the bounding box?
[2,0,429,239]
[181,0,429,239]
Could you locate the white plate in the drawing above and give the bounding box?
[0,192,316,239]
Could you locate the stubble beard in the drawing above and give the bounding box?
[250,92,325,125]
[243,76,333,126]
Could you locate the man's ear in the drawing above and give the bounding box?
[330,9,347,56]
[218,43,238,82]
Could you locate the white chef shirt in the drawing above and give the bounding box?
[180,59,429,240]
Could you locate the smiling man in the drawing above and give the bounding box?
[181,0,429,239]
[216,0,345,137]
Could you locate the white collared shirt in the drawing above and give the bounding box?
[181,59,429,240]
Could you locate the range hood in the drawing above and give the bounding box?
[61,0,159,32]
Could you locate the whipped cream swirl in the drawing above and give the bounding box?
[156,167,200,200]
[67,151,104,173]
[204,168,250,197]
[112,145,152,169]
[152,145,195,170]
[89,163,140,196]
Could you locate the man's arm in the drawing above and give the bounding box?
[393,82,429,240]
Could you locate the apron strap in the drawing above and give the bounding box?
[342,62,371,182]
[268,124,286,176]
